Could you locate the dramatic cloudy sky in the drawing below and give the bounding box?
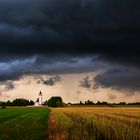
[0,0,140,103]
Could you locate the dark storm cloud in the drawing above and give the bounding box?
[0,55,107,82]
[0,0,140,68]
[80,76,92,88]
[0,56,36,81]
[0,0,140,95]
[0,0,140,53]
[43,76,61,86]
[94,67,140,94]
[5,81,15,91]
[36,75,61,86]
[0,81,15,91]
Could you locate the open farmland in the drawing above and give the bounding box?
[48,107,140,140]
[0,107,140,140]
[0,108,50,140]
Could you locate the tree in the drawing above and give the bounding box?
[96,101,102,105]
[43,100,48,106]
[7,100,12,106]
[80,101,83,105]
[102,102,108,105]
[47,97,63,107]
[119,102,126,105]
[29,100,35,105]
[12,98,30,106]
[1,102,6,109]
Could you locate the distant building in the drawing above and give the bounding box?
[68,103,71,107]
[35,91,43,106]
[35,98,39,106]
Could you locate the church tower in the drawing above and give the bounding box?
[39,91,42,106]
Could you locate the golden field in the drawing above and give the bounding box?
[48,107,140,140]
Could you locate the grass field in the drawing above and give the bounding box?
[0,107,140,140]
[0,108,50,140]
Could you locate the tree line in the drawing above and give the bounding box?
[0,97,140,108]
[0,98,35,107]
[0,97,64,108]
[70,100,140,106]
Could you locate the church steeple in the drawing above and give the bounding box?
[39,91,42,96]
[39,91,43,106]
[35,91,43,106]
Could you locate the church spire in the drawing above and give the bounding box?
[39,91,43,105]
[39,91,42,96]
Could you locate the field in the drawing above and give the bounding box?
[0,108,50,140]
[49,107,140,140]
[0,107,140,140]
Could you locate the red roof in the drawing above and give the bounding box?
[36,98,39,102]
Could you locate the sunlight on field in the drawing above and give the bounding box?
[49,107,140,140]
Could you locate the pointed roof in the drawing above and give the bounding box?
[39,91,42,96]
[36,98,39,102]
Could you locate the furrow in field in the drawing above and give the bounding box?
[59,108,140,140]
[0,108,50,140]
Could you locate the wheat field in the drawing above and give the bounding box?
[48,107,140,140]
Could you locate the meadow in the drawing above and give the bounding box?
[0,107,140,140]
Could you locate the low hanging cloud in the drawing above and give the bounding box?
[0,56,36,81]
[43,76,61,86]
[0,55,107,82]
[36,75,61,86]
[5,81,15,91]
[80,76,92,88]
[94,66,140,94]
[0,81,15,93]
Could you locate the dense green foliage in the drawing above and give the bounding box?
[13,98,30,106]
[1,102,7,109]
[43,100,48,106]
[0,98,35,107]
[47,96,63,107]
[0,108,50,140]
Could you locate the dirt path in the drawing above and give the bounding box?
[47,112,66,140]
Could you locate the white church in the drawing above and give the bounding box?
[35,91,43,106]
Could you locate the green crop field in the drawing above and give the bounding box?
[0,108,50,140]
[0,107,140,140]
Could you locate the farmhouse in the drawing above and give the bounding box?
[35,91,43,106]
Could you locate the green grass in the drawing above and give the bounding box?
[0,108,50,140]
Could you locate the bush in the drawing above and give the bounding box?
[29,100,35,105]
[1,102,6,109]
